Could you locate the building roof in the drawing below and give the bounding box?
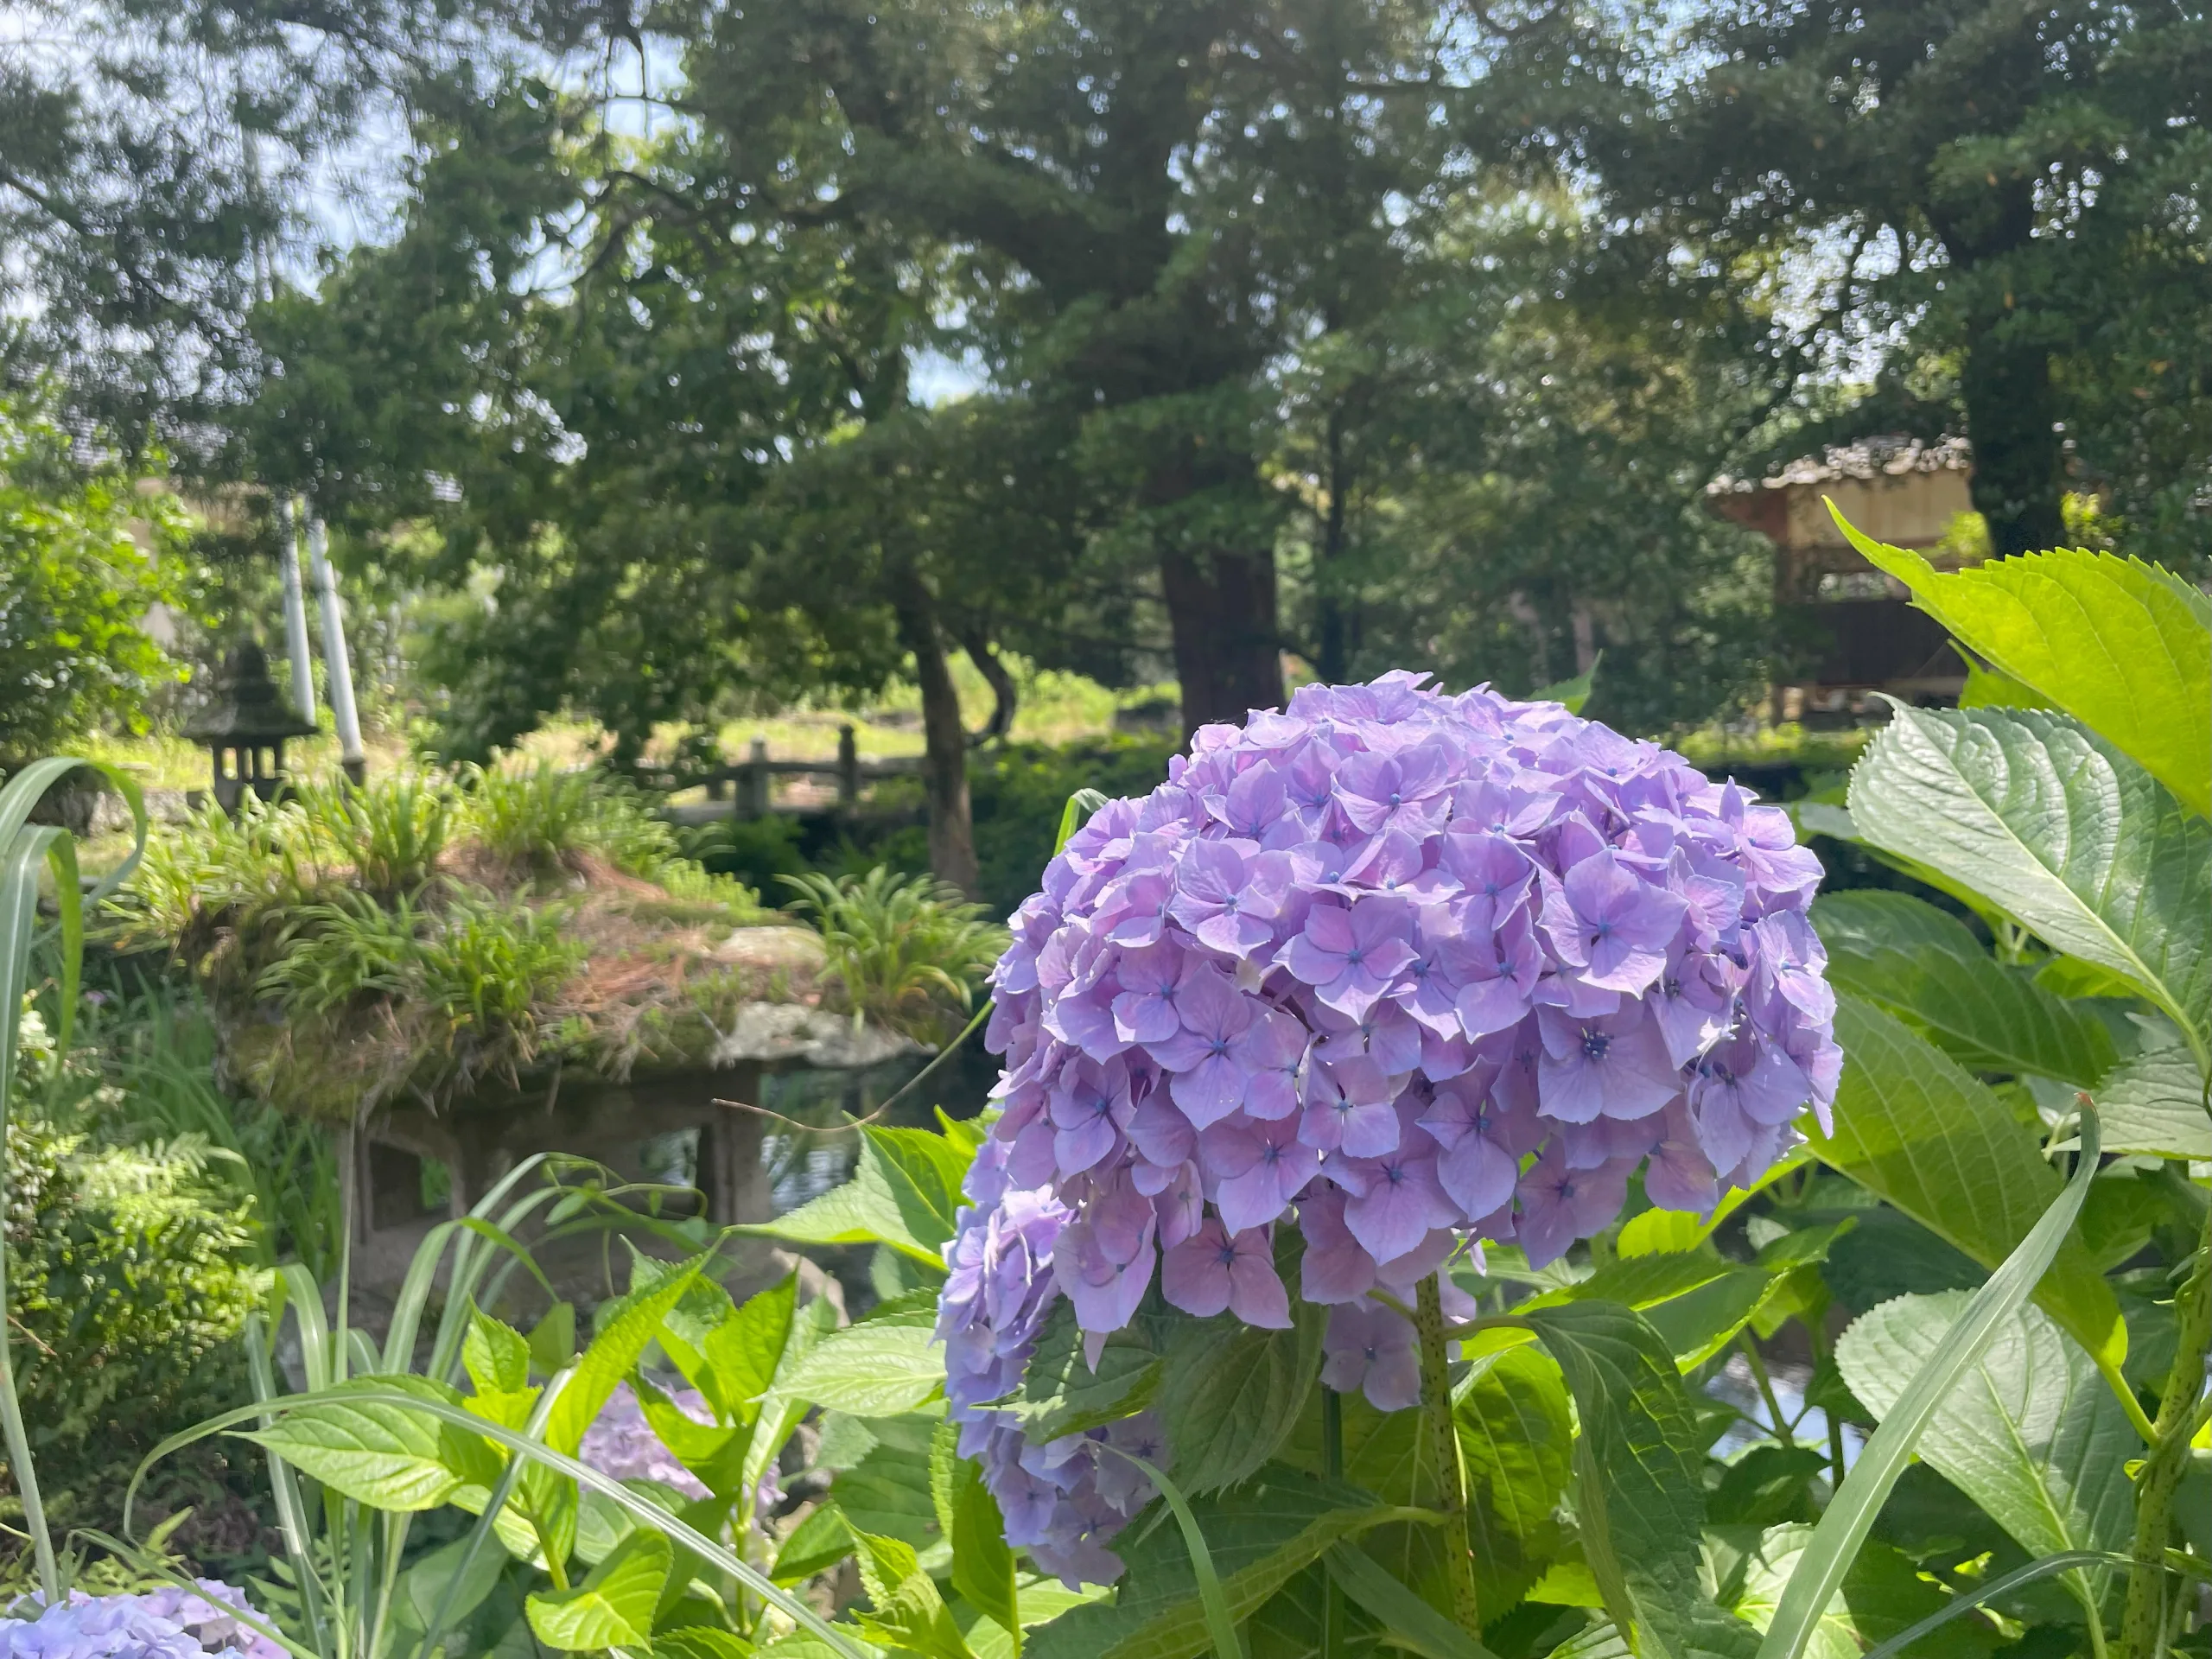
[1709,435,1973,496]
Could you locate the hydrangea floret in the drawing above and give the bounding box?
[934,674,1840,1585]
[0,1584,283,1659]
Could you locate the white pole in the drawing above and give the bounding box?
[276,498,318,724]
[306,516,367,782]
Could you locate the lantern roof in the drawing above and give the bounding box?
[181,641,320,743]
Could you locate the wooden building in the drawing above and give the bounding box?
[1709,438,1976,722]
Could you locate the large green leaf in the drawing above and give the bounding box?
[740,1126,968,1268]
[1751,1109,2103,1659]
[1522,1251,1786,1372]
[2087,1018,2211,1160]
[1723,1525,1983,1659]
[1023,1467,1433,1659]
[850,1529,978,1659]
[1155,1300,1325,1497]
[1515,1301,1756,1659]
[996,1301,1162,1441]
[933,1427,1022,1649]
[543,1250,715,1454]
[1810,995,2125,1372]
[1829,515,2211,818]
[1837,1294,2135,1623]
[1456,1346,1573,1615]
[1847,703,2212,1071]
[1812,891,2116,1086]
[242,1376,498,1511]
[697,1271,798,1427]
[525,1530,671,1650]
[827,1413,944,1549]
[783,1290,945,1417]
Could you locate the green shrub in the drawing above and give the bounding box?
[681,812,813,894]
[461,756,686,880]
[2,1113,261,1537]
[780,867,1007,1044]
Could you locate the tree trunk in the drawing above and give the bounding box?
[1160,544,1285,740]
[1960,318,2066,557]
[892,569,982,898]
[1314,409,1353,684]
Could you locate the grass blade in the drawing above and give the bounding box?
[1109,1449,1244,1659]
[1755,1107,2105,1659]
[1859,1550,2132,1659]
[1325,1543,1499,1659]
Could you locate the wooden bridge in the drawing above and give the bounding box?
[649,723,924,822]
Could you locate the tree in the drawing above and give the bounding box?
[1476,0,2212,559]
[0,397,196,763]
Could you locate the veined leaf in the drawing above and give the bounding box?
[525,1530,671,1650]
[1827,512,2211,817]
[697,1271,798,1426]
[738,1126,965,1268]
[1752,1108,2103,1659]
[1023,1466,1436,1659]
[1812,891,2116,1086]
[782,1290,945,1417]
[2084,1017,2211,1160]
[544,1249,715,1454]
[933,1427,1021,1649]
[1838,1295,2135,1621]
[1958,658,2057,714]
[1812,995,2125,1372]
[1457,1344,1573,1614]
[1156,1297,1325,1497]
[1725,1524,1986,1659]
[850,1529,977,1659]
[242,1376,497,1511]
[996,1302,1162,1442]
[1515,1301,1757,1659]
[1846,703,2211,1072]
[830,1412,943,1548]
[1521,1251,1790,1372]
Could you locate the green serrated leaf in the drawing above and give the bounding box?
[1812,996,2125,1372]
[783,1292,945,1417]
[1726,1524,1986,1659]
[1812,891,2117,1086]
[1958,658,2058,714]
[1456,1345,1573,1615]
[528,1301,575,1376]
[2087,1017,2212,1160]
[1828,513,2211,817]
[545,1249,715,1455]
[997,1301,1162,1441]
[1024,1467,1433,1659]
[1838,1294,2135,1623]
[699,1271,798,1427]
[1516,1301,1757,1659]
[850,1529,977,1659]
[1846,703,2212,1074]
[830,1413,943,1549]
[1522,1252,1783,1372]
[525,1529,671,1650]
[465,1309,533,1396]
[1156,1300,1325,1497]
[738,1128,963,1268]
[938,1428,1021,1646]
[772,1500,855,1585]
[242,1376,493,1512]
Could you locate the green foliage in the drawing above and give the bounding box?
[296,772,453,894]
[780,868,1007,1044]
[0,399,196,761]
[461,757,686,881]
[2,1113,261,1535]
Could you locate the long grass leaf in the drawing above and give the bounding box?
[1109,1450,1244,1659]
[416,1370,571,1659]
[1754,1108,2105,1659]
[243,1312,334,1656]
[1859,1550,2133,1659]
[1324,1544,1498,1659]
[125,1386,872,1659]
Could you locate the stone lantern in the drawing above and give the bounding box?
[182,641,319,811]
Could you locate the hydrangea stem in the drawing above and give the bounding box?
[2120,1204,2211,1659]
[1416,1274,1480,1634]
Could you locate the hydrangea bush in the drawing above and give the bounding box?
[937,674,1840,1582]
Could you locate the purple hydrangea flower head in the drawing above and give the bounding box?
[0,1584,283,1659]
[938,672,1836,1582]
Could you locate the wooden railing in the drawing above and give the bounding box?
[645,724,923,817]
